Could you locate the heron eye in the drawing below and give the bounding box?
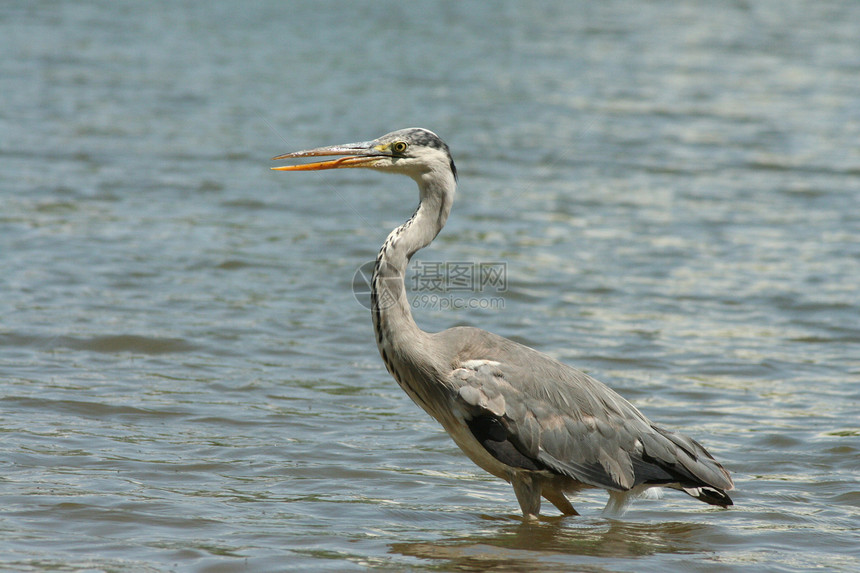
[391,141,408,154]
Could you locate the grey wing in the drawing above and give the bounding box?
[451,358,733,496]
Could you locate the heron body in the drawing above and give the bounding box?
[273,128,734,519]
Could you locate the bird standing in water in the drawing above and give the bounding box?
[272,128,733,519]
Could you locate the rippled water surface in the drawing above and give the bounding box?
[2,1,859,571]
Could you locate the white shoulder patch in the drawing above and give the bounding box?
[454,361,507,417]
[461,359,502,370]
[452,359,505,382]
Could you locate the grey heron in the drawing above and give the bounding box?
[272,128,733,519]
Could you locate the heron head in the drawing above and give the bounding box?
[272,127,457,183]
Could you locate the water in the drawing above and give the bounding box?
[2,1,859,571]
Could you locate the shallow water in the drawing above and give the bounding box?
[2,1,859,571]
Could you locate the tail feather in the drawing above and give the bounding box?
[680,486,733,508]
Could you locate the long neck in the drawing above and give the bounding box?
[371,174,454,406]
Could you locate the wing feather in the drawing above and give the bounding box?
[446,329,733,497]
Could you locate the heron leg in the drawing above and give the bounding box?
[512,474,541,520]
[542,489,579,516]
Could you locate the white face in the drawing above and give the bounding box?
[370,128,457,181]
[369,137,452,178]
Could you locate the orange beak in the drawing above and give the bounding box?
[271,141,387,171]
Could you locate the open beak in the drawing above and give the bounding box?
[271,141,386,171]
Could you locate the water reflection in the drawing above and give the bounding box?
[392,518,714,571]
